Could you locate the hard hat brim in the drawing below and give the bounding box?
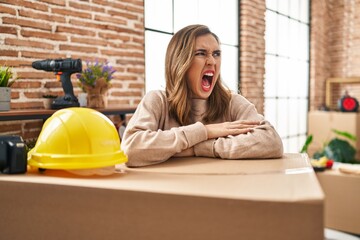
[28,150,128,170]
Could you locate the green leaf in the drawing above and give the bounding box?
[332,129,357,142]
[313,151,325,159]
[324,138,356,163]
[300,135,313,153]
[0,66,14,87]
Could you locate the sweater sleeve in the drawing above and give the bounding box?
[193,94,284,159]
[121,91,208,167]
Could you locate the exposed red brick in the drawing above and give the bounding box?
[5,38,54,49]
[56,25,96,36]
[20,0,49,11]
[11,91,20,99]
[16,71,55,79]
[127,67,144,74]
[0,4,16,15]
[19,9,66,23]
[11,101,44,109]
[0,26,18,35]
[98,32,131,41]
[3,17,52,31]
[69,1,105,12]
[41,0,65,6]
[69,19,107,31]
[0,50,18,57]
[51,7,92,19]
[0,59,32,67]
[108,9,138,20]
[59,44,98,53]
[21,30,68,41]
[0,123,22,133]
[71,36,108,46]
[21,51,66,59]
[94,14,127,25]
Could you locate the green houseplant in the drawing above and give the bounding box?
[301,129,358,164]
[0,65,16,111]
[76,60,116,108]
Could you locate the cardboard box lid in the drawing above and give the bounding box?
[0,153,324,203]
[122,153,312,175]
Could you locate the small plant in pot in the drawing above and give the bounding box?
[301,129,358,171]
[0,65,16,111]
[76,60,116,109]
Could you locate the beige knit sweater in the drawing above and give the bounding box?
[122,90,283,167]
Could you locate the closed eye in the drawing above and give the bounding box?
[212,50,221,57]
[194,50,207,56]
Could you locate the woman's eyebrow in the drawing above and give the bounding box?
[195,49,221,52]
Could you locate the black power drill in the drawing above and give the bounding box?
[32,58,82,109]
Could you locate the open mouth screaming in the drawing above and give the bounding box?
[202,72,214,92]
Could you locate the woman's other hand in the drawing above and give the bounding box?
[205,120,261,139]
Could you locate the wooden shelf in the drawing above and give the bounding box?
[0,107,136,121]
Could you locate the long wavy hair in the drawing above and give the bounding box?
[165,24,231,125]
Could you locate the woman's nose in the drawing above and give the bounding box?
[206,55,216,65]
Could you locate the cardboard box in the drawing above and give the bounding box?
[308,111,360,160]
[0,154,324,240]
[317,167,360,235]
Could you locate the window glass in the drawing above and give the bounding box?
[173,0,200,31]
[216,0,238,46]
[264,98,278,129]
[277,99,289,138]
[277,57,290,97]
[300,0,309,23]
[220,44,238,92]
[277,15,289,57]
[289,0,300,20]
[144,0,173,32]
[265,11,277,55]
[264,54,277,97]
[265,0,309,153]
[266,0,277,11]
[278,0,289,15]
[288,98,299,136]
[145,31,172,92]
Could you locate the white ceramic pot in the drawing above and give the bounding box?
[0,87,11,111]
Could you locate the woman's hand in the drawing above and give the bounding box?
[205,120,261,139]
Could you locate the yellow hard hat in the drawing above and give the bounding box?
[28,107,127,170]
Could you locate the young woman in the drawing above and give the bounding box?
[122,24,283,167]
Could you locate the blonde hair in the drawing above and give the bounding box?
[165,24,231,125]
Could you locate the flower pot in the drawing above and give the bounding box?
[87,93,107,109]
[83,78,109,109]
[0,87,11,111]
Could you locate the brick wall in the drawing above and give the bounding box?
[0,0,144,139]
[3,0,359,141]
[310,0,360,111]
[239,0,266,114]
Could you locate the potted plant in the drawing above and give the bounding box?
[76,60,116,108]
[301,129,358,170]
[0,65,16,111]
